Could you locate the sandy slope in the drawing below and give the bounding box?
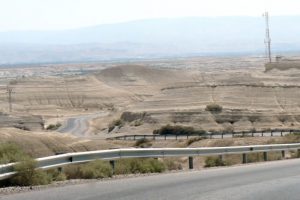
[0,60,299,137]
[91,64,300,135]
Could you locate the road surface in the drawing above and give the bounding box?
[2,159,300,200]
[57,112,108,137]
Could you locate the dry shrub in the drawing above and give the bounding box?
[135,138,152,148]
[114,158,166,175]
[46,169,67,182]
[163,158,183,171]
[10,158,52,186]
[0,143,29,164]
[205,103,223,113]
[153,125,206,135]
[64,160,113,179]
[204,156,227,167]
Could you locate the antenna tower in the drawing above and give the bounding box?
[6,86,14,113]
[263,11,272,63]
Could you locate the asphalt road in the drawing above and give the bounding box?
[3,159,300,200]
[57,112,108,136]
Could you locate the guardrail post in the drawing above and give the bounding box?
[221,133,224,139]
[271,131,273,137]
[188,157,194,169]
[263,152,268,161]
[281,131,283,137]
[165,135,167,140]
[219,155,224,162]
[133,135,136,140]
[242,153,247,164]
[252,132,254,137]
[262,131,264,137]
[281,150,286,159]
[57,167,63,172]
[109,160,115,174]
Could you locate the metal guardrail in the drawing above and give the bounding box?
[1,143,300,181]
[108,129,300,141]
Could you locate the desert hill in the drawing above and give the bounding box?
[0,61,299,135]
[91,64,300,134]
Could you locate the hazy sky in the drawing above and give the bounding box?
[0,0,299,31]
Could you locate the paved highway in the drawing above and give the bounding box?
[57,112,108,136]
[2,159,300,200]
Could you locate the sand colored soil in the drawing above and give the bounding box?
[0,58,299,137]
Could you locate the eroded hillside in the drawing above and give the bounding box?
[0,60,299,136]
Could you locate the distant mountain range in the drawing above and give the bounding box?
[1,16,300,65]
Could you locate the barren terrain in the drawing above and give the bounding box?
[0,56,299,139]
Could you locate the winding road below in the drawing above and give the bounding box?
[3,159,300,200]
[57,112,108,137]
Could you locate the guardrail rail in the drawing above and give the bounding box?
[1,143,300,180]
[107,129,300,141]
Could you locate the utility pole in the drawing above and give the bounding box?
[6,86,14,113]
[263,11,272,63]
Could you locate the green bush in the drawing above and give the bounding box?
[10,157,52,186]
[205,103,223,113]
[46,169,67,182]
[204,156,226,168]
[80,160,113,179]
[64,160,113,179]
[46,123,62,130]
[0,143,29,164]
[115,158,166,175]
[153,125,207,136]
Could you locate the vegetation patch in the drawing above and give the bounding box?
[135,138,152,148]
[204,156,227,168]
[10,157,52,186]
[277,115,290,123]
[0,143,30,164]
[121,111,156,124]
[163,158,183,171]
[121,112,147,122]
[64,160,113,179]
[205,103,223,113]
[114,158,166,175]
[132,120,143,127]
[153,125,207,136]
[46,123,62,130]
